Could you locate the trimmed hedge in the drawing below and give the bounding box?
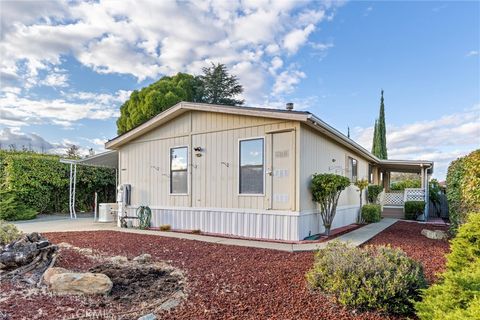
[390,179,421,191]
[405,201,425,220]
[362,204,381,223]
[415,213,480,319]
[307,242,427,315]
[446,149,480,232]
[0,150,116,216]
[367,185,383,204]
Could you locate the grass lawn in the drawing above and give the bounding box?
[0,221,450,320]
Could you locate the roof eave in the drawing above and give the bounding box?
[105,102,310,149]
[305,114,380,163]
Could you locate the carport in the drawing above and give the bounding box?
[60,150,118,219]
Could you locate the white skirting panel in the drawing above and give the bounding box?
[125,207,301,241]
[298,205,359,240]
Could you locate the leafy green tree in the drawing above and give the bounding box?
[116,64,244,134]
[116,73,202,134]
[372,90,388,159]
[310,173,351,235]
[198,63,244,106]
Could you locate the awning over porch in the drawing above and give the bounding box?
[378,159,433,174]
[60,150,118,169]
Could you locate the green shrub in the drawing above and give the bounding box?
[0,220,22,246]
[415,213,480,319]
[405,201,425,220]
[362,204,381,223]
[446,150,480,232]
[367,185,383,204]
[307,242,427,315]
[391,179,421,191]
[0,190,37,221]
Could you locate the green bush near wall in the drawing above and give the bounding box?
[404,201,425,220]
[367,185,383,204]
[362,204,381,223]
[0,151,116,218]
[446,149,480,232]
[415,213,480,319]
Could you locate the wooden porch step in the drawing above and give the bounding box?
[382,207,404,219]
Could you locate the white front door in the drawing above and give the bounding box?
[270,131,295,210]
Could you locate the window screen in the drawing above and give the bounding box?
[239,138,264,194]
[349,157,358,182]
[170,147,188,194]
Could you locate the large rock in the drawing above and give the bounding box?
[110,255,129,264]
[133,253,152,264]
[43,267,71,285]
[421,229,448,240]
[49,272,113,295]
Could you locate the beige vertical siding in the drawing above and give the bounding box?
[299,124,371,211]
[118,110,298,210]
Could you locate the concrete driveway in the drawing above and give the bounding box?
[13,214,116,234]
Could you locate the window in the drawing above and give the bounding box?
[170,147,188,194]
[239,138,264,194]
[368,164,373,183]
[348,157,358,182]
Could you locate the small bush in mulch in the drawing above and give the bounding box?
[404,201,425,220]
[362,204,381,223]
[306,241,427,315]
[415,213,480,320]
[159,224,171,231]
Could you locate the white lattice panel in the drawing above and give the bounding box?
[405,188,425,202]
[384,192,404,206]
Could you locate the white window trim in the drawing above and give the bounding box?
[348,156,358,182]
[169,145,189,196]
[238,136,265,197]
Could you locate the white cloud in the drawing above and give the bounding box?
[0,89,129,127]
[352,105,480,179]
[283,24,316,54]
[1,0,341,101]
[41,72,69,87]
[466,50,479,57]
[0,127,53,152]
[272,68,306,95]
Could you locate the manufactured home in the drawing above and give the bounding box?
[80,102,433,241]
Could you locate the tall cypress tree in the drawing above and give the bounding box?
[372,119,379,156]
[371,90,388,159]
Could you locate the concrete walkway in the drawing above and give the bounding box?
[13,215,398,252]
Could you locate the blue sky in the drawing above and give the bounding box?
[0,0,479,179]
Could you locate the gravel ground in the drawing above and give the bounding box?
[0,221,450,320]
[364,221,450,283]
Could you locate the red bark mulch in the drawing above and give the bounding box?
[364,221,450,283]
[0,221,450,320]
